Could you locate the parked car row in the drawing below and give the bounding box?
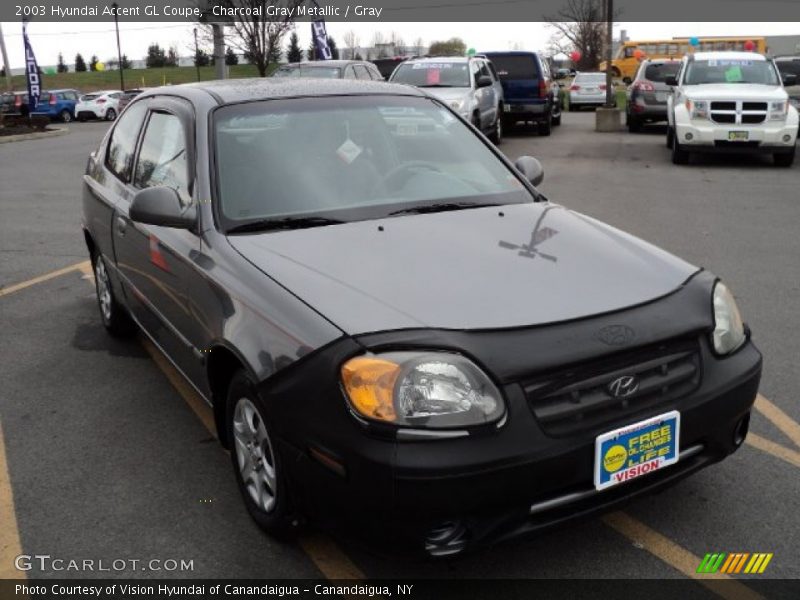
[1,87,148,123]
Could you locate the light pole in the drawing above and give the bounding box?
[604,0,614,108]
[111,2,125,91]
[0,23,12,92]
[194,28,201,82]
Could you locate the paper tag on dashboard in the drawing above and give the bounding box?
[336,138,362,164]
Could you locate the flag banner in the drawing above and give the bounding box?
[22,20,41,111]
[311,19,332,60]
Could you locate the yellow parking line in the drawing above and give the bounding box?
[0,261,91,298]
[0,421,25,579]
[603,512,763,600]
[754,394,800,449]
[138,333,366,582]
[746,433,800,469]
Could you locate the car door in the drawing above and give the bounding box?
[343,65,358,79]
[112,97,205,386]
[475,60,496,128]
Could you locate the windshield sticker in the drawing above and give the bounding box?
[725,66,744,82]
[336,138,362,164]
[707,59,753,67]
[426,69,441,85]
[412,63,454,70]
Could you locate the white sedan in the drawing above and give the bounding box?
[569,72,616,110]
[75,90,123,121]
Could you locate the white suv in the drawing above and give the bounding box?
[666,52,798,166]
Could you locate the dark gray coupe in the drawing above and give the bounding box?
[82,78,761,556]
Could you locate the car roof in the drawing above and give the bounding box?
[403,56,470,63]
[641,58,681,64]
[145,77,425,104]
[691,51,767,61]
[481,51,540,57]
[280,60,370,68]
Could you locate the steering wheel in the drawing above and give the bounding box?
[374,161,443,195]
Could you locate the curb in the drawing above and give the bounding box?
[0,126,69,144]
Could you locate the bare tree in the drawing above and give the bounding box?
[546,0,609,71]
[199,1,302,76]
[413,36,425,56]
[343,30,359,60]
[389,31,405,53]
[371,31,385,48]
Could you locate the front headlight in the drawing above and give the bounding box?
[769,100,789,121]
[712,282,746,355]
[341,352,504,429]
[686,99,708,119]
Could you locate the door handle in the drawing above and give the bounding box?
[116,216,127,236]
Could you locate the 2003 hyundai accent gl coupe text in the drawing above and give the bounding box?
[81,79,762,557]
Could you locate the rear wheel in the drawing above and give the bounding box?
[93,254,135,337]
[627,113,642,133]
[60,109,72,123]
[538,113,552,136]
[489,114,503,144]
[774,149,795,167]
[105,108,117,121]
[227,370,295,539]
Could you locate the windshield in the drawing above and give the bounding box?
[683,59,779,85]
[213,95,531,230]
[391,62,470,87]
[643,62,681,82]
[274,66,342,78]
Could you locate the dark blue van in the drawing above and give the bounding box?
[480,51,561,135]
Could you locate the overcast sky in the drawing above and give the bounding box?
[3,21,800,69]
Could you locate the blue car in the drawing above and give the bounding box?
[31,89,81,122]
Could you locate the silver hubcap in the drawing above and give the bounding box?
[95,259,112,322]
[496,118,502,140]
[233,397,277,513]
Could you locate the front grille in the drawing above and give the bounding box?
[711,101,736,111]
[742,114,766,124]
[709,100,768,125]
[523,338,701,437]
[713,114,736,123]
[743,102,768,111]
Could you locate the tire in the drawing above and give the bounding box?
[666,126,674,149]
[488,114,503,144]
[611,67,621,79]
[105,108,117,121]
[502,115,515,133]
[627,114,642,133]
[568,103,576,112]
[774,150,795,167]
[552,106,562,126]
[93,253,135,337]
[227,370,295,539]
[538,113,552,136]
[60,109,72,123]
[671,138,690,165]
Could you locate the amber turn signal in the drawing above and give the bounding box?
[340,356,400,422]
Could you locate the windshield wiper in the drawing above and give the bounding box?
[420,84,456,88]
[389,202,500,216]
[227,216,343,234]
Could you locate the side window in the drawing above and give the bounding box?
[470,60,481,84]
[486,61,499,80]
[354,65,371,80]
[343,65,357,79]
[133,111,190,202]
[625,47,636,58]
[369,66,383,80]
[105,101,147,182]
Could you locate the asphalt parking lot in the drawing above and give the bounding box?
[1,113,799,594]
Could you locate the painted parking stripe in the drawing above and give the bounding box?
[0,421,25,579]
[746,432,800,468]
[603,512,763,600]
[0,261,91,298]
[754,394,800,449]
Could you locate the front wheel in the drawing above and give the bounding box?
[627,114,642,133]
[666,126,675,149]
[774,150,795,167]
[227,370,296,538]
[671,138,690,165]
[489,115,503,144]
[105,108,117,121]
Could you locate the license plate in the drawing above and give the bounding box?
[594,411,680,491]
[656,92,667,102]
[729,131,749,141]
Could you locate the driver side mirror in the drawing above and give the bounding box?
[665,76,679,87]
[476,75,493,88]
[130,186,196,230]
[783,73,797,87]
[514,156,544,187]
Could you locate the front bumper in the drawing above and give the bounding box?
[675,119,797,152]
[266,274,762,556]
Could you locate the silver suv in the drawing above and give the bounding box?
[389,56,505,143]
[626,59,681,132]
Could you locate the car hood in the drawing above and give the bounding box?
[227,203,700,335]
[684,84,787,101]
[418,87,472,105]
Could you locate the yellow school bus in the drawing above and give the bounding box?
[600,37,767,81]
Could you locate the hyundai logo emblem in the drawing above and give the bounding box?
[607,375,640,399]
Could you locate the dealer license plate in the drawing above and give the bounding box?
[656,92,667,102]
[594,411,680,491]
[729,131,749,141]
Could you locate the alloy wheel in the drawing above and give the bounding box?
[232,397,278,514]
[94,258,112,323]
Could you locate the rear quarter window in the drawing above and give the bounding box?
[487,55,539,80]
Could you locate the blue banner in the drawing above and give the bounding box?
[22,20,41,111]
[311,19,332,60]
